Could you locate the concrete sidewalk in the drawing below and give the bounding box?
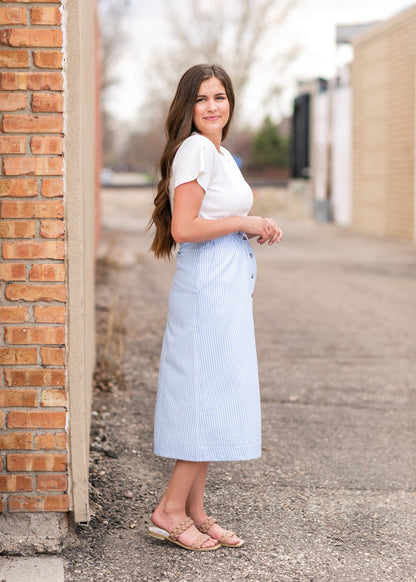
[0,556,64,582]
[62,187,416,581]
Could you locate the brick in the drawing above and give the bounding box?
[41,388,66,406]
[0,135,26,154]
[31,93,63,113]
[3,156,63,176]
[3,240,65,259]
[31,136,63,155]
[0,412,3,429]
[0,179,37,197]
[0,307,30,324]
[1,72,63,91]
[0,29,63,48]
[0,93,27,112]
[5,283,66,302]
[0,49,29,68]
[2,114,63,133]
[4,326,65,345]
[0,389,37,407]
[33,50,62,69]
[33,305,66,324]
[0,475,33,492]
[1,200,63,219]
[34,432,66,450]
[0,263,26,281]
[40,347,64,366]
[0,347,37,364]
[40,220,64,239]
[7,453,66,471]
[29,264,65,282]
[37,475,67,492]
[5,369,65,387]
[9,494,69,513]
[2,148,31,170]
[0,220,35,238]
[0,433,32,450]
[7,411,66,429]
[0,7,26,25]
[41,178,62,197]
[31,7,61,25]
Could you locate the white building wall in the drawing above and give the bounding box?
[331,86,352,226]
[312,92,330,202]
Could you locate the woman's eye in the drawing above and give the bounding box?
[196,97,205,103]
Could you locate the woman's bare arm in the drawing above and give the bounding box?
[171,180,282,245]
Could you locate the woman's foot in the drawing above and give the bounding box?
[151,505,219,549]
[191,514,243,547]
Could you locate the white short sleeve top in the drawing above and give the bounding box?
[169,134,253,220]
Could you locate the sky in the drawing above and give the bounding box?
[103,0,415,127]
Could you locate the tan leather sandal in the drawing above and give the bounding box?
[148,516,221,551]
[197,516,245,548]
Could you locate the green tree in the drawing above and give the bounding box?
[252,116,289,168]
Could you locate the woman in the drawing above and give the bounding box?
[147,64,282,551]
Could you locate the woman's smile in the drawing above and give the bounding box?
[193,76,230,149]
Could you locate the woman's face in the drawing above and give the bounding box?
[193,76,230,144]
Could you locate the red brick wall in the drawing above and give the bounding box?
[0,1,68,515]
[95,9,102,249]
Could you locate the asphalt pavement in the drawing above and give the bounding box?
[60,186,416,582]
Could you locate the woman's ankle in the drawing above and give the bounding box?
[186,508,208,526]
[154,500,187,520]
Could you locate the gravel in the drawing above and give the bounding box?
[63,187,416,582]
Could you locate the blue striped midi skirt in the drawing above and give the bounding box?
[153,232,261,462]
[154,232,261,461]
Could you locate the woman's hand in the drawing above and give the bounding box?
[241,216,283,245]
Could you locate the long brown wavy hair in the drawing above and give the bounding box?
[148,64,235,259]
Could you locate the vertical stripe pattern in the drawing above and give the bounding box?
[154,232,261,461]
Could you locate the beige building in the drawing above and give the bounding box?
[291,5,416,243]
[351,5,416,241]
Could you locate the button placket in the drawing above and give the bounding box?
[249,246,256,295]
[242,233,256,298]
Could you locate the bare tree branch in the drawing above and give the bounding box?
[145,0,298,127]
[98,0,130,104]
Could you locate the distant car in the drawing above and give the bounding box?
[101,167,113,186]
